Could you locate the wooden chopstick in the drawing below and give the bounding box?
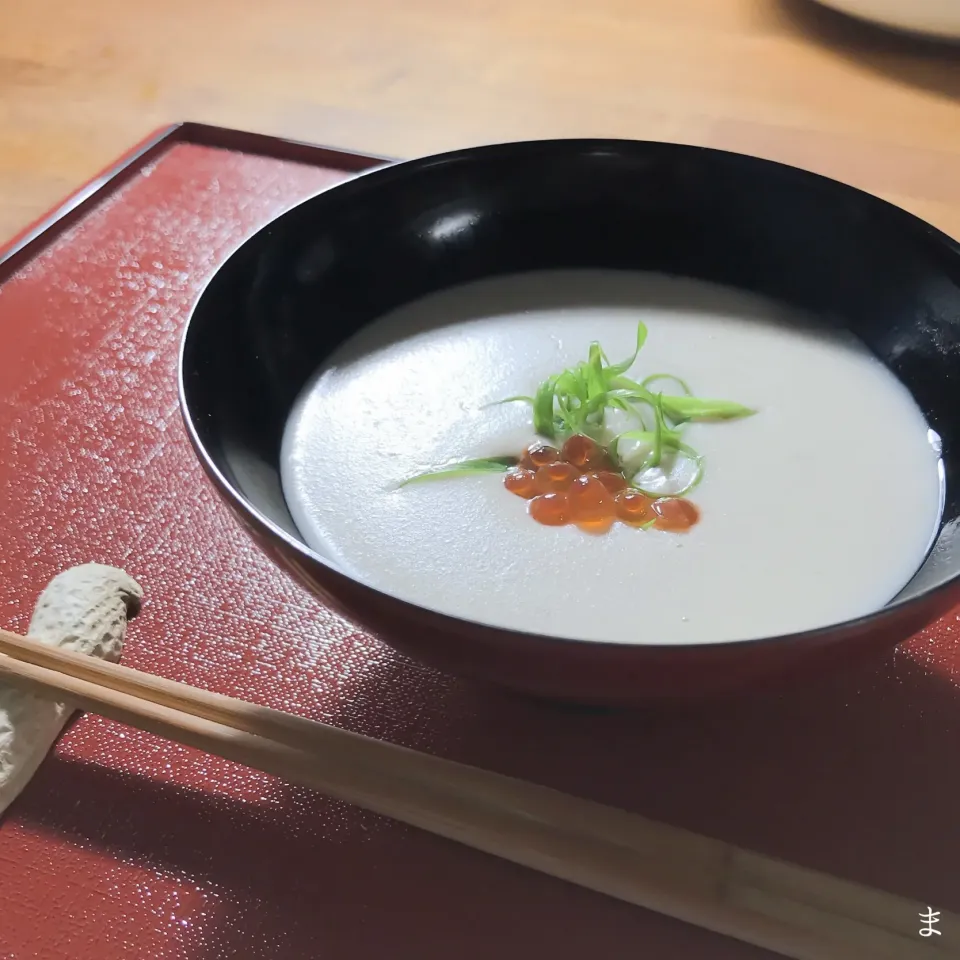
[0,628,953,960]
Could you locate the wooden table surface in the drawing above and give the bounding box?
[2,0,960,244]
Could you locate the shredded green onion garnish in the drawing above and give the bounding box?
[402,322,754,492]
[641,373,693,396]
[398,456,518,487]
[502,322,753,441]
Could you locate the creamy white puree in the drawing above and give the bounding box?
[281,271,942,645]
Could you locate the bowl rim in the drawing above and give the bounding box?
[178,135,960,653]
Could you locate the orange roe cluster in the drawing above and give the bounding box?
[503,435,699,534]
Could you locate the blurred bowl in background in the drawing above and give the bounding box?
[813,0,960,39]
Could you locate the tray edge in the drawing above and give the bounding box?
[0,122,393,280]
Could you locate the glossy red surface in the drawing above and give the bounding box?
[0,132,958,958]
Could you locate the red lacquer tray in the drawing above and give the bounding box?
[0,123,957,959]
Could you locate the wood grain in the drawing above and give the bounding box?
[2,0,960,242]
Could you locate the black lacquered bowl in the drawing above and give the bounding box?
[179,139,960,704]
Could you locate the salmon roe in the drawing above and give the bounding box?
[504,436,700,534]
[595,470,627,494]
[561,434,610,471]
[503,467,539,499]
[614,489,654,525]
[535,461,579,493]
[520,441,560,470]
[529,492,572,525]
[568,474,614,523]
[576,514,616,535]
[651,497,700,532]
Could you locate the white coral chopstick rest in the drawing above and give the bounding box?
[0,564,142,817]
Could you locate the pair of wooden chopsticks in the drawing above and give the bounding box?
[0,628,953,960]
